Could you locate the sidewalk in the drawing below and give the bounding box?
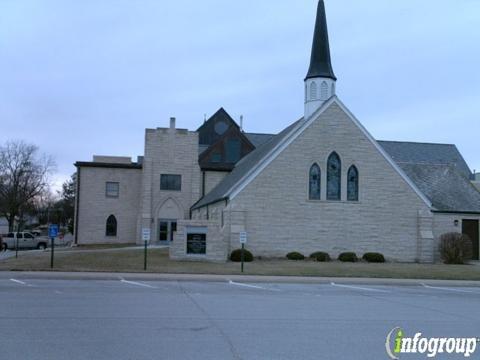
[1,270,480,287]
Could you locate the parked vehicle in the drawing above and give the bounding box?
[2,232,49,250]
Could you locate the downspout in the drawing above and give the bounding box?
[74,166,81,245]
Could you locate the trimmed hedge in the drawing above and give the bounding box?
[338,252,358,262]
[439,232,473,265]
[230,249,254,262]
[310,252,331,262]
[286,252,305,261]
[362,252,386,263]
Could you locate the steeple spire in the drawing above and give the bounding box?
[305,0,336,81]
[304,0,337,118]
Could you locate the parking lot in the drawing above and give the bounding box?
[1,276,479,359]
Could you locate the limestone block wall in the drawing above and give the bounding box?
[170,220,227,262]
[417,210,434,263]
[204,171,228,196]
[138,126,201,243]
[224,103,432,262]
[76,166,142,244]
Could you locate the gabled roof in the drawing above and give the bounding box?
[398,163,480,214]
[198,125,256,172]
[192,118,304,209]
[193,97,433,210]
[193,98,478,213]
[378,141,472,179]
[197,108,239,146]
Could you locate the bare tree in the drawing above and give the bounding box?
[0,141,56,231]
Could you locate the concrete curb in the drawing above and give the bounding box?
[1,270,480,287]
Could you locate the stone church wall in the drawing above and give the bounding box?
[76,166,142,244]
[138,123,201,244]
[227,103,432,262]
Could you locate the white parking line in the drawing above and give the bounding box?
[330,282,390,293]
[10,279,28,286]
[228,280,281,291]
[120,279,157,289]
[421,283,478,294]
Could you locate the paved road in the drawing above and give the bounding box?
[1,278,479,360]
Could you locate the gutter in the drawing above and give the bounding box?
[431,210,480,215]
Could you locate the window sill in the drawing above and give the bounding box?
[306,199,361,204]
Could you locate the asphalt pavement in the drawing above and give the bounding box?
[1,276,479,360]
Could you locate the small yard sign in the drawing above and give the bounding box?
[142,228,151,242]
[239,231,247,244]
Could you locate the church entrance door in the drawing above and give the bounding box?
[159,219,177,243]
[463,219,479,260]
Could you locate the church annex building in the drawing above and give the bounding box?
[74,1,480,263]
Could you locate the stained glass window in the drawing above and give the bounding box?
[327,152,341,201]
[347,166,359,201]
[309,164,321,200]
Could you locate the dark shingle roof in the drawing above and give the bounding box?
[193,122,478,213]
[192,119,304,209]
[378,141,472,179]
[244,133,275,148]
[398,163,480,213]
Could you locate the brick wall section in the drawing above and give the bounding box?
[76,167,142,244]
[138,127,201,244]
[206,103,433,262]
[170,220,228,262]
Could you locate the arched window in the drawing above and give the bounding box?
[309,164,321,200]
[347,166,359,201]
[321,81,328,100]
[106,215,117,237]
[310,81,317,100]
[327,152,341,201]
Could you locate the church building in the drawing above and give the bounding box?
[74,1,480,263]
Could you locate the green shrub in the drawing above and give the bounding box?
[286,252,305,261]
[362,252,386,263]
[439,233,473,264]
[309,251,331,262]
[338,252,358,262]
[230,249,254,262]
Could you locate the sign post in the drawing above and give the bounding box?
[48,224,59,269]
[142,228,151,271]
[239,232,247,273]
[15,224,19,259]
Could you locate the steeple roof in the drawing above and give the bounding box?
[305,0,336,81]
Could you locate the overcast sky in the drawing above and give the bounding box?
[1,0,479,190]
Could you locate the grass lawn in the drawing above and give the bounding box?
[1,248,480,280]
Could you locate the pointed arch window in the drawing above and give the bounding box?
[347,166,359,201]
[310,81,317,100]
[321,81,328,100]
[309,164,321,200]
[327,152,341,201]
[106,215,117,237]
